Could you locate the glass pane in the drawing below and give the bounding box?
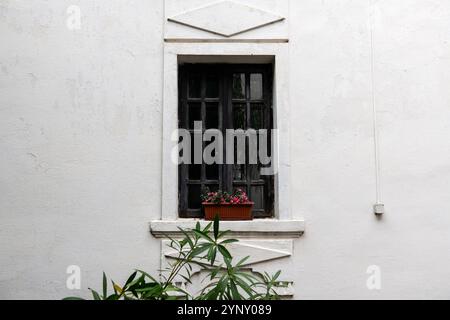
[205,164,219,180]
[190,131,202,165]
[188,184,201,209]
[205,103,218,129]
[188,103,201,129]
[250,73,263,100]
[250,104,264,130]
[250,185,264,210]
[233,104,246,129]
[232,73,245,99]
[249,164,260,180]
[189,165,201,180]
[188,75,201,98]
[205,75,219,98]
[233,164,246,181]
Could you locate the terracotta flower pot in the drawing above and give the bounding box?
[203,202,254,221]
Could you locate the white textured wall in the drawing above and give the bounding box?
[0,0,164,299]
[1,0,450,299]
[290,0,450,299]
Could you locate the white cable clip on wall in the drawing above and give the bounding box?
[373,203,384,216]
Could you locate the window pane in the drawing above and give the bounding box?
[250,104,264,130]
[233,164,246,181]
[188,103,201,129]
[250,185,264,210]
[188,184,201,209]
[189,165,201,180]
[205,75,219,98]
[250,73,263,100]
[205,103,219,129]
[249,164,260,180]
[205,164,219,180]
[232,73,245,99]
[207,184,219,192]
[233,104,246,129]
[189,75,201,98]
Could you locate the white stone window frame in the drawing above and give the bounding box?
[151,42,304,238]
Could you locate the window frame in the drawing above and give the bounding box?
[178,63,274,218]
[160,46,293,224]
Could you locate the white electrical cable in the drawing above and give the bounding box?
[369,0,383,213]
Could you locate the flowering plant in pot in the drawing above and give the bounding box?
[201,188,254,220]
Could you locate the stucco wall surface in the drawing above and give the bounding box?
[1,0,450,299]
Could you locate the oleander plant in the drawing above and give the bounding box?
[64,216,283,300]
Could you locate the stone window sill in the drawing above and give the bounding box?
[150,219,305,238]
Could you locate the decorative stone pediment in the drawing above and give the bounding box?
[168,1,285,37]
[164,0,288,42]
[161,239,295,297]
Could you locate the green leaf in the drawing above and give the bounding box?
[209,267,220,280]
[230,280,241,300]
[180,274,192,284]
[236,256,250,267]
[127,274,146,290]
[165,284,190,298]
[62,297,85,300]
[218,230,231,239]
[219,239,238,245]
[210,247,217,265]
[218,245,232,260]
[234,277,255,296]
[141,285,163,299]
[124,271,137,289]
[193,229,214,243]
[207,246,213,262]
[113,283,123,294]
[179,239,187,248]
[111,280,118,295]
[135,283,159,293]
[135,269,158,283]
[236,271,259,283]
[273,270,281,281]
[202,222,212,233]
[102,272,107,298]
[213,214,219,240]
[190,243,212,257]
[224,256,233,269]
[178,227,194,248]
[90,289,102,300]
[165,234,178,249]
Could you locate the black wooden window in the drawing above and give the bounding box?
[178,64,274,218]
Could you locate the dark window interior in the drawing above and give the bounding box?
[178,64,274,218]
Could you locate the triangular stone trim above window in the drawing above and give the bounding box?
[168,0,285,37]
